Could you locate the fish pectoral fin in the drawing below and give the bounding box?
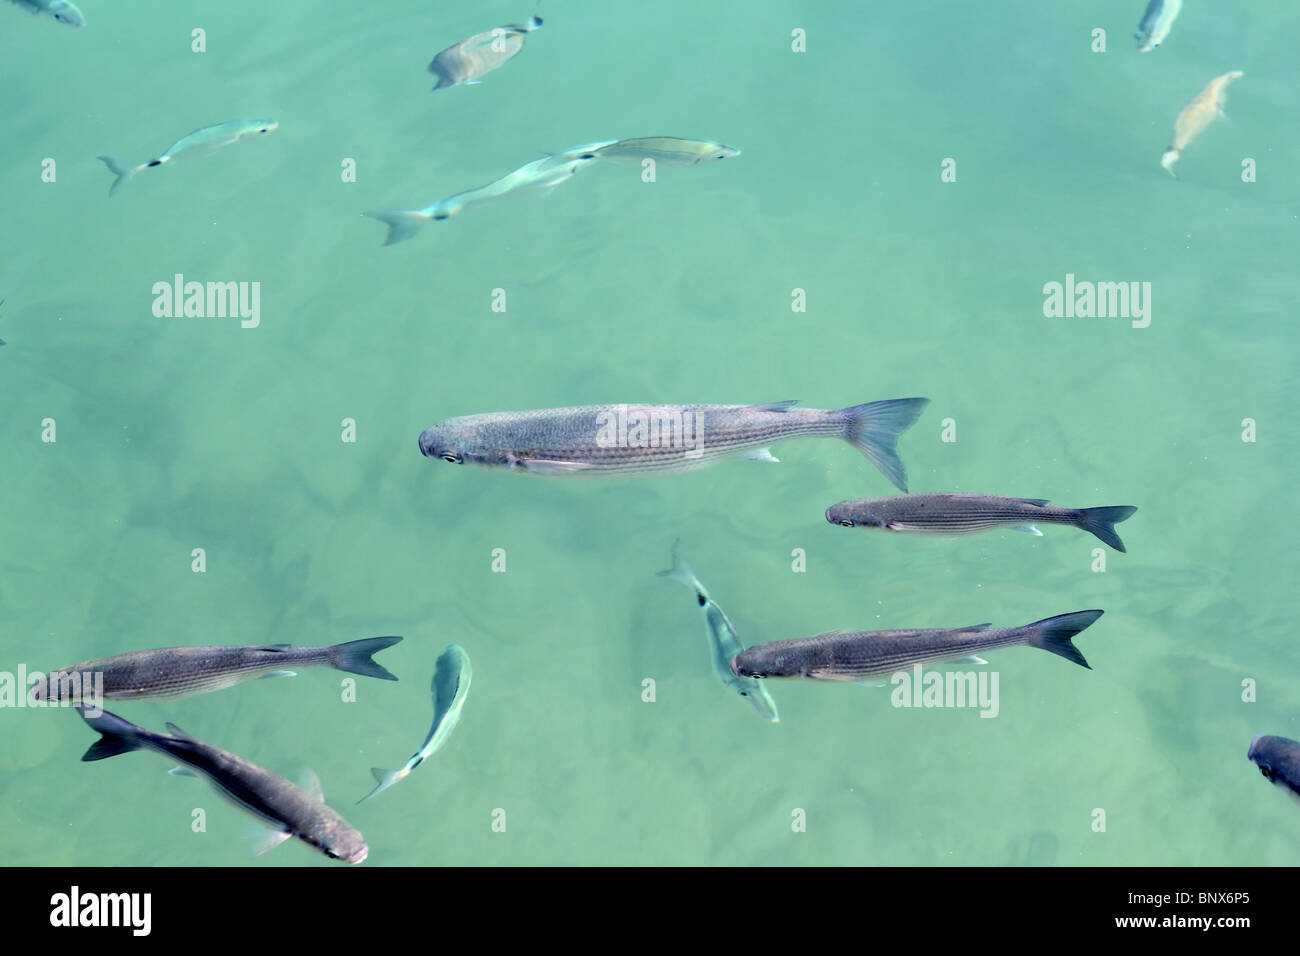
[251,827,293,857]
[854,679,889,688]
[518,458,592,475]
[1012,524,1043,536]
[743,447,780,463]
[163,722,198,742]
[947,655,988,667]
[750,400,799,413]
[167,765,198,778]
[258,670,297,680]
[357,768,402,804]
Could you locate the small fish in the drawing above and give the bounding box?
[8,0,85,27]
[731,610,1104,682]
[658,542,778,722]
[97,118,279,196]
[365,147,600,245]
[79,708,368,863]
[419,397,929,491]
[31,636,402,703]
[1161,71,1243,178]
[1135,0,1182,52]
[359,644,472,803]
[586,137,741,167]
[1248,735,1300,806]
[429,15,542,90]
[826,494,1137,552]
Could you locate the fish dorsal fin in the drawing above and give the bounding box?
[751,400,799,413]
[967,623,994,632]
[164,722,197,742]
[258,643,292,652]
[299,768,325,802]
[1014,498,1050,507]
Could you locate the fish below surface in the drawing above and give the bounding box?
[418,397,929,491]
[8,0,84,27]
[1248,734,1300,805]
[79,708,368,864]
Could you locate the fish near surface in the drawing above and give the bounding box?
[1248,735,1300,806]
[31,636,402,703]
[826,494,1137,552]
[588,137,741,167]
[1161,71,1243,178]
[78,708,368,864]
[731,610,1105,682]
[8,0,85,27]
[418,397,929,491]
[1135,0,1182,52]
[429,15,542,90]
[97,118,279,196]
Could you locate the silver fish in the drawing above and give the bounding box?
[8,0,85,27]
[79,708,368,864]
[97,118,279,196]
[1248,735,1300,806]
[1135,0,1182,53]
[429,15,542,90]
[1161,70,1243,178]
[364,146,601,245]
[31,636,402,703]
[658,542,778,722]
[359,644,472,803]
[826,494,1137,552]
[586,137,741,167]
[731,610,1104,682]
[419,397,929,491]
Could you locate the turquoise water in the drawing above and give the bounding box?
[2,0,1299,866]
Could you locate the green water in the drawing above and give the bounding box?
[3,0,1299,866]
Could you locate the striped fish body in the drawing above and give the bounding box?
[731,611,1103,681]
[828,493,1076,535]
[33,637,400,702]
[80,710,367,863]
[420,398,928,490]
[592,137,740,166]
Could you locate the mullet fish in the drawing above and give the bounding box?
[658,543,778,722]
[8,0,84,27]
[79,708,368,863]
[419,397,929,491]
[826,494,1137,552]
[429,15,543,90]
[31,636,402,703]
[1135,0,1182,52]
[359,644,472,803]
[1161,71,1243,178]
[98,118,279,196]
[731,611,1104,682]
[584,137,741,166]
[1248,735,1300,806]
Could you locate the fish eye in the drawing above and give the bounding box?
[840,519,854,527]
[441,454,461,464]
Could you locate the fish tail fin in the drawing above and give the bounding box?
[97,155,134,197]
[328,636,402,681]
[840,397,930,492]
[1161,148,1180,178]
[657,539,708,600]
[1023,610,1103,670]
[363,208,435,245]
[357,767,400,804]
[78,708,144,761]
[1077,506,1137,552]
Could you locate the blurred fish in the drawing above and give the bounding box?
[658,542,779,722]
[429,15,542,90]
[586,137,741,167]
[97,118,279,196]
[1248,734,1300,805]
[359,644,471,803]
[826,494,1137,552]
[8,0,85,27]
[419,398,929,491]
[364,147,600,245]
[1135,0,1182,52]
[79,708,368,863]
[731,610,1104,682]
[1161,71,1243,178]
[31,636,402,703]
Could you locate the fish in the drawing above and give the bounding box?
[97,118,279,196]
[428,15,542,90]
[1161,71,1243,178]
[418,397,929,491]
[8,0,85,27]
[358,644,472,803]
[364,147,601,245]
[826,494,1138,552]
[586,137,741,167]
[1135,0,1182,52]
[730,610,1104,682]
[30,636,402,703]
[658,542,779,722]
[1248,734,1300,805]
[78,708,368,863]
